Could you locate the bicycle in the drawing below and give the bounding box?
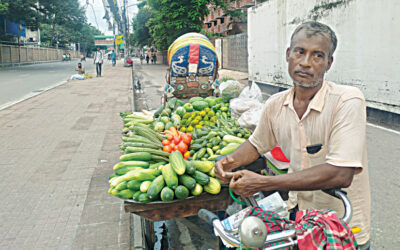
[198,189,358,249]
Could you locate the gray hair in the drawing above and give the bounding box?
[290,21,337,58]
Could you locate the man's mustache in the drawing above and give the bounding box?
[294,70,314,77]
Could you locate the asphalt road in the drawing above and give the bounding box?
[0,59,97,109]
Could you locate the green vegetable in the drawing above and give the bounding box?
[147,175,165,200]
[175,107,186,117]
[115,181,128,191]
[140,181,152,193]
[169,151,186,175]
[223,135,246,144]
[192,161,214,173]
[160,187,174,201]
[204,96,217,107]
[115,166,142,176]
[185,161,196,175]
[149,161,167,169]
[120,152,152,162]
[138,193,151,203]
[132,191,142,201]
[191,183,203,196]
[204,177,221,194]
[220,143,240,155]
[118,189,134,199]
[192,100,209,111]
[127,180,142,191]
[183,103,194,112]
[191,170,210,185]
[175,185,189,199]
[161,164,178,189]
[178,174,196,190]
[189,97,204,104]
[124,147,170,157]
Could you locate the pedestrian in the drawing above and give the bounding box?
[140,54,144,64]
[215,21,370,249]
[146,54,150,64]
[111,49,116,67]
[75,62,85,75]
[152,53,157,64]
[93,47,103,77]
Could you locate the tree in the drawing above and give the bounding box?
[146,0,227,50]
[2,0,40,29]
[0,1,8,15]
[130,7,153,47]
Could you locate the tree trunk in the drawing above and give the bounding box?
[51,23,56,47]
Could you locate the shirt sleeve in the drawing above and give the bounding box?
[248,100,277,154]
[326,97,366,171]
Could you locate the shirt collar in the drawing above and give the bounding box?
[283,80,328,113]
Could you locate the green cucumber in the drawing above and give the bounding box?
[191,183,203,196]
[178,174,196,190]
[170,151,186,175]
[118,189,134,199]
[191,170,210,185]
[160,187,174,202]
[127,180,142,191]
[185,161,196,175]
[161,164,178,189]
[138,193,151,203]
[175,185,189,199]
[132,191,142,201]
[120,152,152,162]
[140,181,152,193]
[147,175,165,200]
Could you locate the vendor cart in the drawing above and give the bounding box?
[124,188,232,249]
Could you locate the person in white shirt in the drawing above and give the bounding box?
[93,47,103,77]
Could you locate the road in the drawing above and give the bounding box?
[0,59,97,109]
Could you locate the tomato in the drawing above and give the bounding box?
[181,133,191,145]
[183,151,190,159]
[177,141,188,153]
[167,134,173,141]
[173,136,181,144]
[174,145,179,152]
[169,142,175,148]
[162,139,170,146]
[163,145,172,153]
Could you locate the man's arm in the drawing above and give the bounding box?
[229,163,355,197]
[214,141,260,183]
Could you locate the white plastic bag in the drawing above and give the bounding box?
[219,80,244,102]
[71,74,85,80]
[239,81,263,103]
[238,105,263,131]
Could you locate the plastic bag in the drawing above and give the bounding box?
[239,81,263,103]
[238,105,263,131]
[229,98,262,118]
[71,74,85,80]
[219,80,244,102]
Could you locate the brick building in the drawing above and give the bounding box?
[203,0,260,35]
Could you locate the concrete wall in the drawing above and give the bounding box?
[0,44,79,66]
[248,0,400,114]
[222,33,248,72]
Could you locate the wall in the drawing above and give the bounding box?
[218,33,248,72]
[248,0,400,114]
[0,44,78,66]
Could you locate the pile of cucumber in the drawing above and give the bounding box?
[109,151,221,203]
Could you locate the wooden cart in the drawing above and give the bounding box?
[124,187,232,249]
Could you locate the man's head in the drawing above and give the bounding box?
[97,47,100,51]
[78,63,82,68]
[286,21,337,88]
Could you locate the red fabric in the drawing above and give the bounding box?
[189,44,200,64]
[270,144,290,162]
[126,58,133,64]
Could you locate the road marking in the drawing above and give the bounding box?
[367,122,400,135]
[0,79,68,111]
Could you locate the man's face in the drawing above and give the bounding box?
[97,47,100,51]
[286,29,333,88]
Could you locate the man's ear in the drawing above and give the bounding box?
[286,48,290,62]
[326,56,334,72]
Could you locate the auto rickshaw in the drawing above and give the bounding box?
[163,33,219,104]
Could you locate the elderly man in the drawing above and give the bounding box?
[215,21,370,249]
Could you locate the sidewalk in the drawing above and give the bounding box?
[0,61,132,249]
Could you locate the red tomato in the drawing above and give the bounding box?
[167,134,173,141]
[169,142,176,148]
[174,145,179,152]
[186,133,192,140]
[177,141,188,153]
[163,145,172,153]
[181,134,191,145]
[173,136,181,144]
[162,139,170,146]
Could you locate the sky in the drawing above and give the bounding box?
[79,0,138,36]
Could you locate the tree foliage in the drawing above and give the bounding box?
[1,0,40,28]
[130,7,153,47]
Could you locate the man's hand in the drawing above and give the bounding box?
[214,155,238,184]
[229,170,266,197]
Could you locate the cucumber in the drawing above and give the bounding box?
[113,161,150,171]
[151,154,170,162]
[191,170,210,185]
[190,144,203,151]
[132,191,142,201]
[127,179,142,191]
[115,181,128,191]
[120,152,152,162]
[118,189,134,199]
[192,161,214,173]
[110,170,155,187]
[161,164,178,189]
[109,173,117,180]
[220,143,240,155]
[175,185,189,199]
[149,161,167,169]
[124,147,170,157]
[170,151,186,175]
[191,183,203,196]
[223,135,246,144]
[196,148,206,159]
[185,161,196,175]
[115,166,142,176]
[138,193,151,203]
[160,187,174,202]
[204,177,221,195]
[178,174,196,190]
[147,175,165,200]
[140,181,152,193]
[121,142,162,150]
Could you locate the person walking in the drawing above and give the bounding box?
[94,47,103,77]
[152,53,157,64]
[111,49,116,67]
[145,54,150,64]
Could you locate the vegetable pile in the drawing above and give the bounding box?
[109,95,251,203]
